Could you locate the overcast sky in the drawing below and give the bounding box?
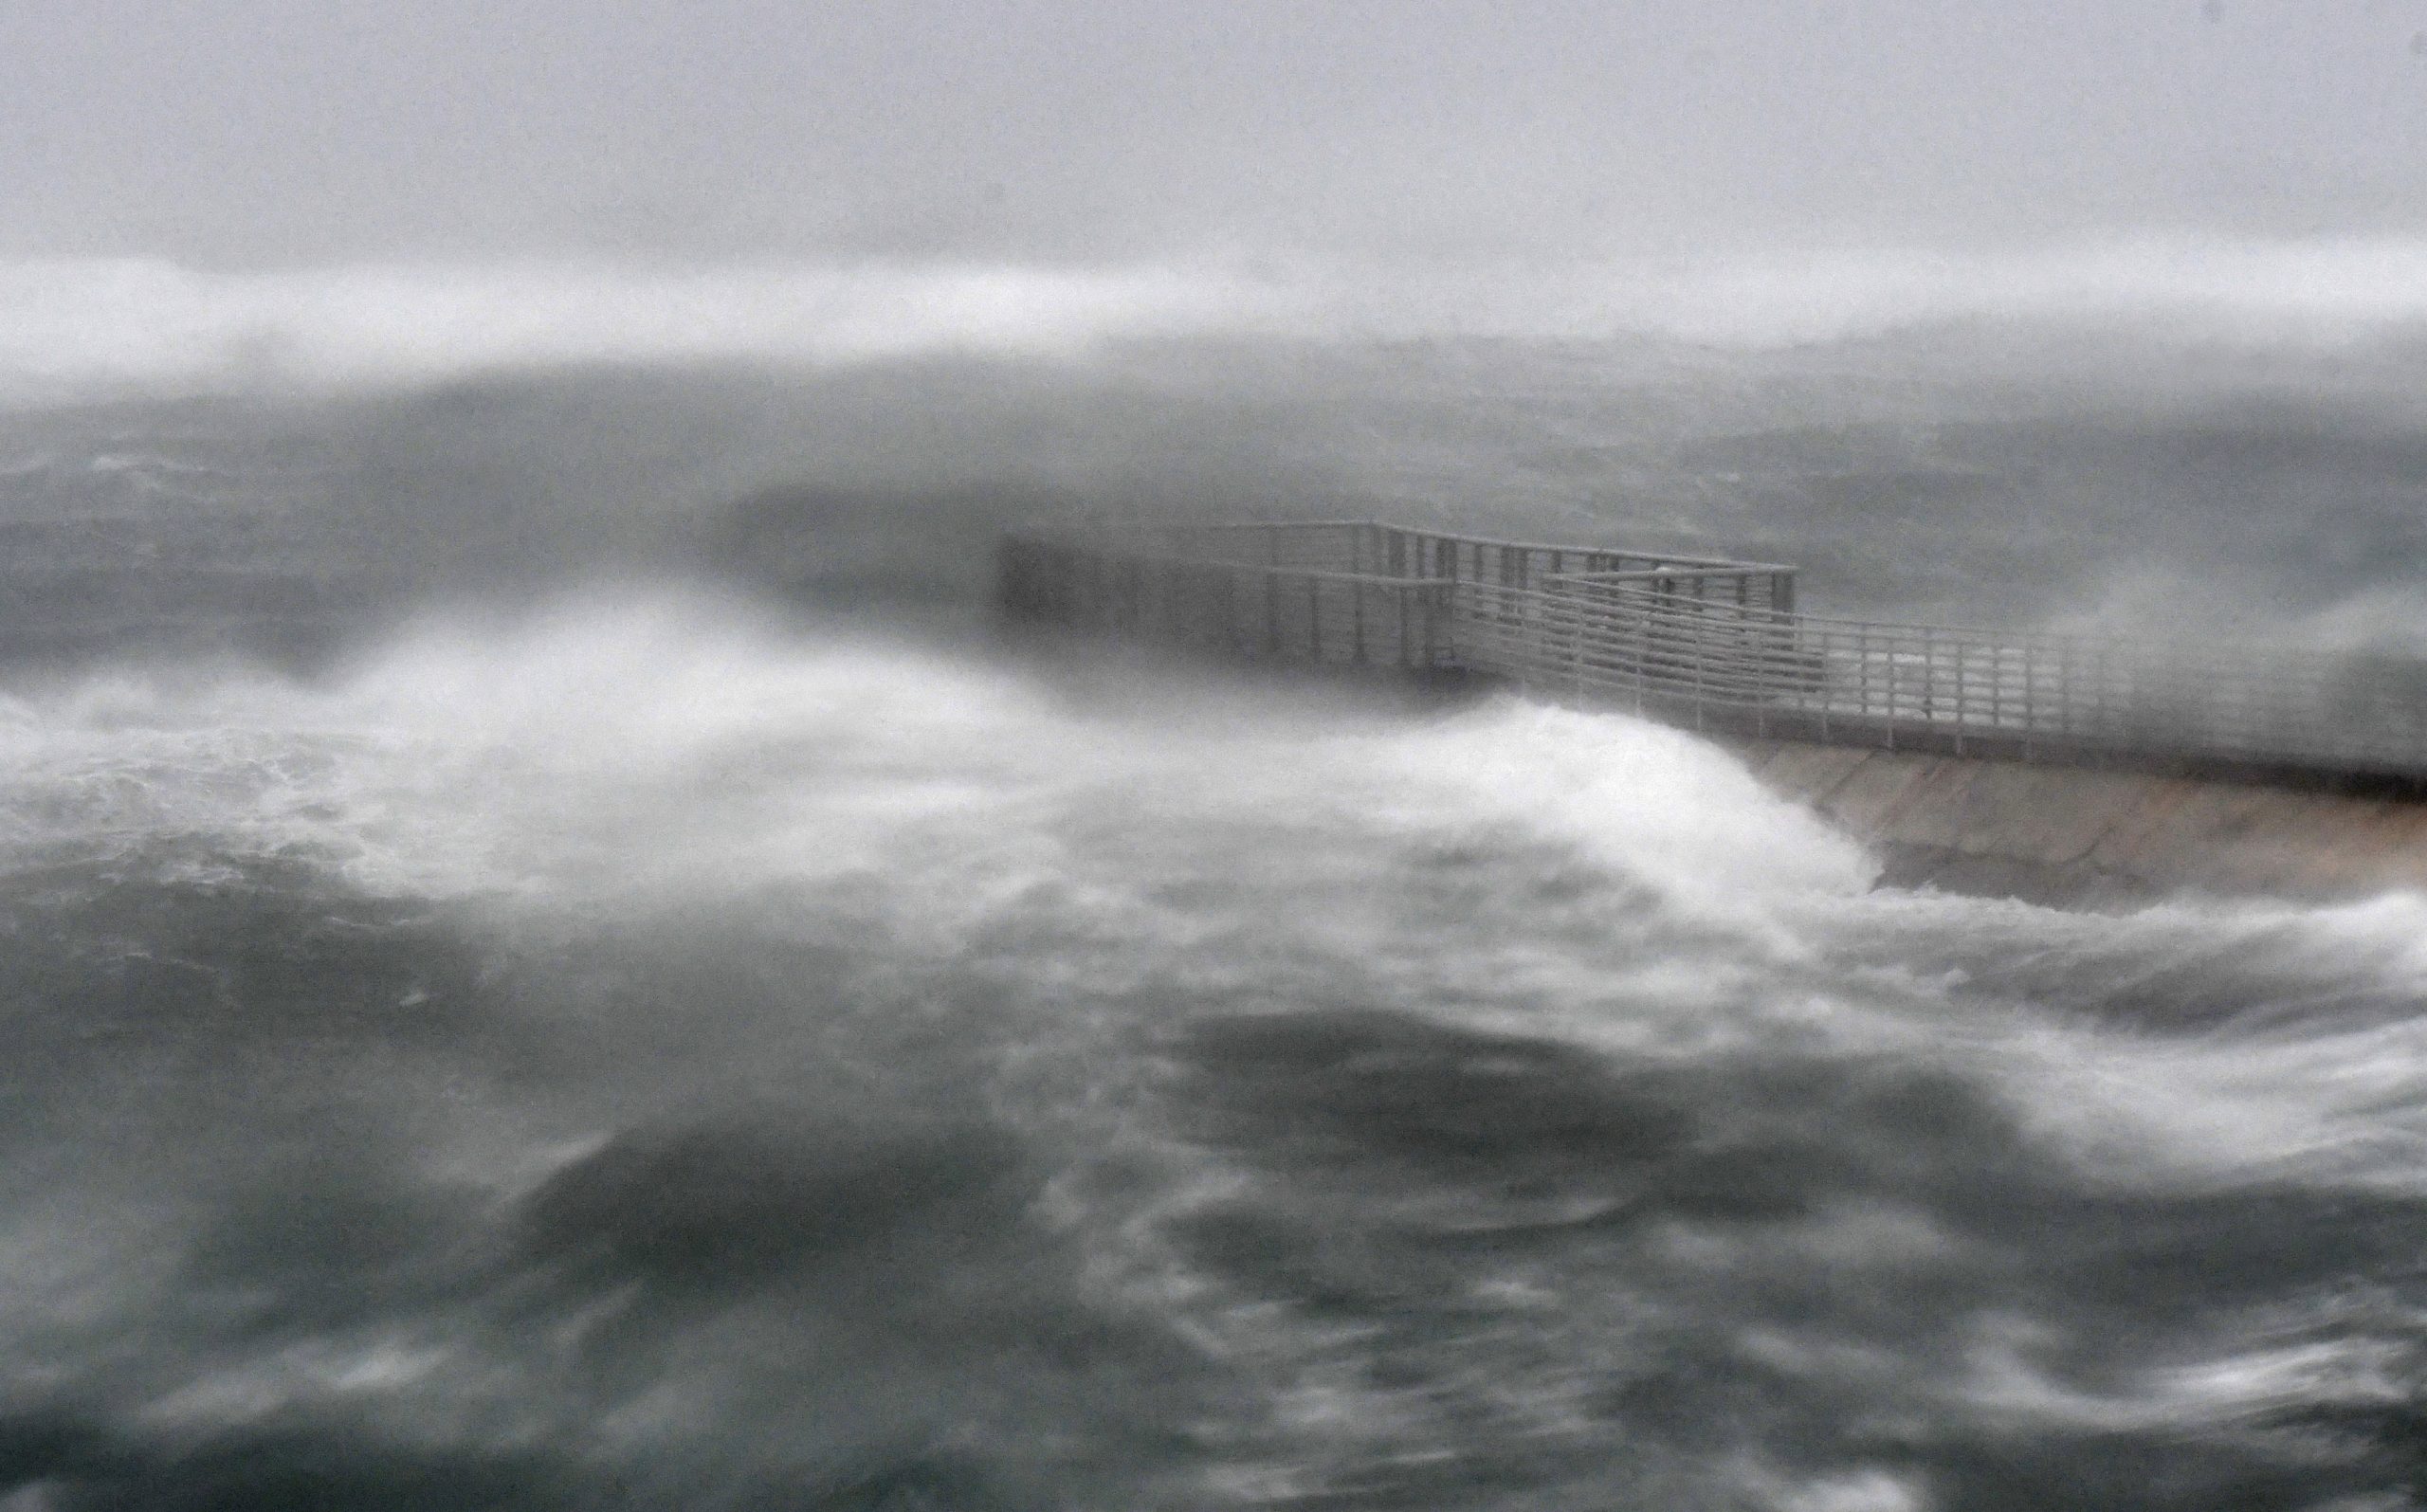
[7,0,2427,267]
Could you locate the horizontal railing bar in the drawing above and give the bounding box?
[1381,527,1786,572]
[1539,566,1802,581]
[1079,519,1380,536]
[1028,517,1804,575]
[1017,551,1455,592]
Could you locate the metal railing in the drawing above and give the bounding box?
[997,534,1451,669]
[1060,519,1796,614]
[999,520,2427,783]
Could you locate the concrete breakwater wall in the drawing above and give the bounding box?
[1732,738,2427,903]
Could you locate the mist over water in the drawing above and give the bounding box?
[10,252,2427,1509]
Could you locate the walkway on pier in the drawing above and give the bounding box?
[997,519,2427,788]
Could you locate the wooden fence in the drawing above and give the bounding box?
[999,519,2427,783]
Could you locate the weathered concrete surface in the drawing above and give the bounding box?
[1728,738,2427,903]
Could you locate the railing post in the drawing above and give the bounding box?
[1633,599,1648,714]
[2024,641,2037,759]
[1878,629,1896,751]
[1690,610,1707,731]
[1856,626,1870,739]
[1567,589,1585,699]
[1953,637,1967,755]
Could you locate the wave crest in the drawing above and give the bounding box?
[12,236,2427,404]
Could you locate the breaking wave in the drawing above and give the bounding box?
[0,258,1294,404]
[12,234,2427,405]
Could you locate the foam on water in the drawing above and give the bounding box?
[1800,887,2427,1198]
[0,594,1874,944]
[9,595,2427,1504]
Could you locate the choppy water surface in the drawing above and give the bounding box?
[7,331,2427,1509]
[7,608,2427,1511]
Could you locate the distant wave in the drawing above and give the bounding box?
[0,258,1293,404]
[10,236,2427,403]
[1461,236,2427,348]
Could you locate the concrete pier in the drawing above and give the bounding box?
[1733,739,2427,902]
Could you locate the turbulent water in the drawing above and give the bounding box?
[10,264,2427,1509]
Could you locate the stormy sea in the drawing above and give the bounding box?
[11,256,2427,1511]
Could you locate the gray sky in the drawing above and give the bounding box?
[6,0,2427,266]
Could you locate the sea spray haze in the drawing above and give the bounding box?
[12,1,2427,1508]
